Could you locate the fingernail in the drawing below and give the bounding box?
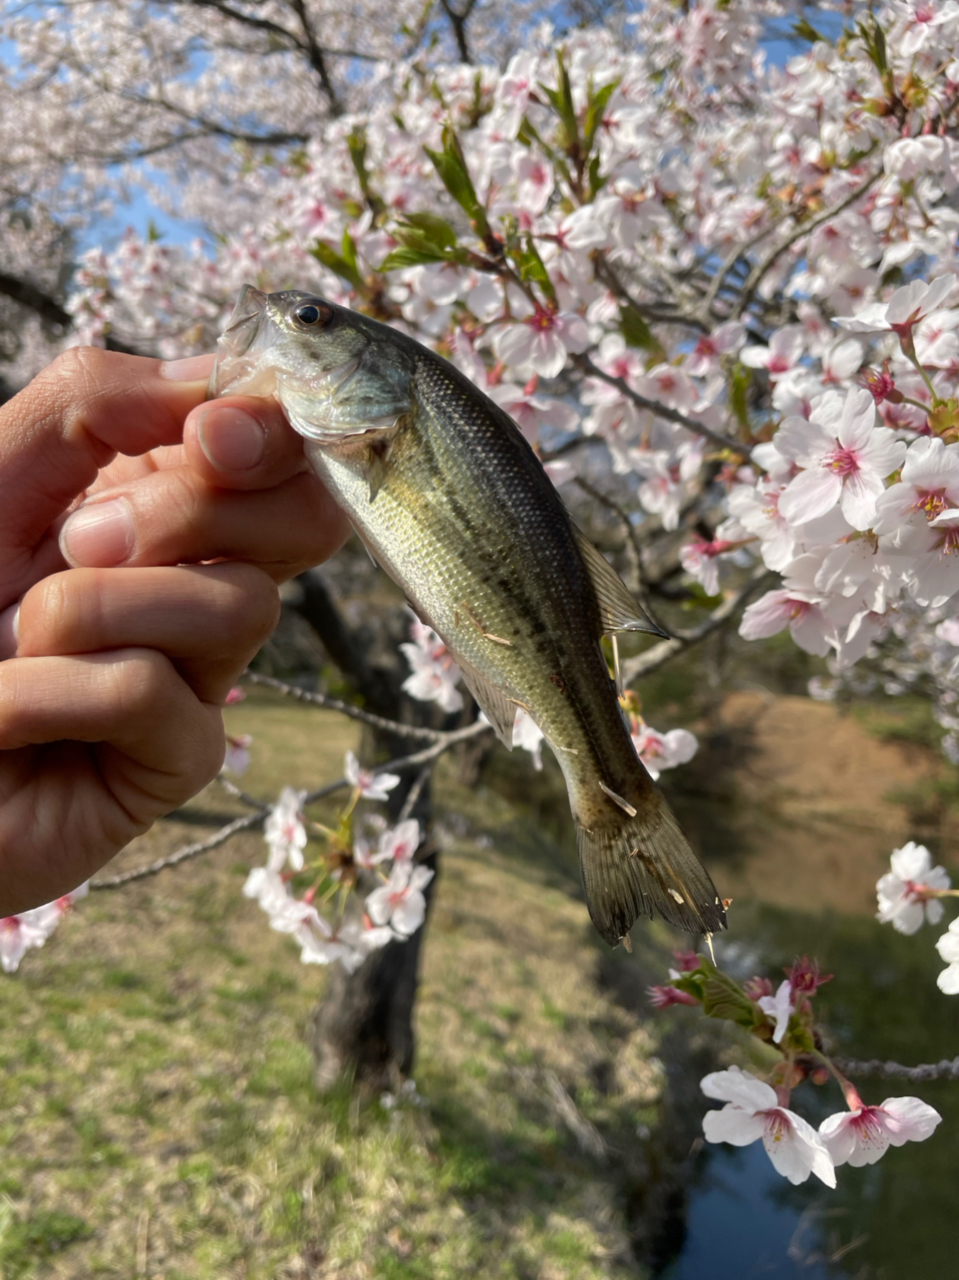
[0,603,19,658]
[60,498,135,567]
[197,406,266,472]
[160,353,216,382]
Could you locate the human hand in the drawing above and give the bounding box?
[0,347,350,914]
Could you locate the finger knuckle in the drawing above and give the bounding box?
[201,564,280,649]
[119,649,176,717]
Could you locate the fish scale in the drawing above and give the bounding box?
[210,285,727,946]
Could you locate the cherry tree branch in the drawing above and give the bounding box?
[732,165,884,321]
[89,721,492,889]
[0,271,72,328]
[0,272,141,354]
[439,0,479,64]
[89,811,264,888]
[288,0,344,115]
[572,353,750,457]
[835,1055,959,1082]
[621,566,775,683]
[697,207,797,323]
[241,670,455,740]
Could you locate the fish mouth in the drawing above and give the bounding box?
[207,285,269,398]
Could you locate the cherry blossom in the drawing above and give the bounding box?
[366,861,435,936]
[344,750,401,801]
[775,389,906,533]
[648,984,699,1009]
[0,883,89,974]
[757,979,793,1044]
[491,309,590,380]
[630,722,698,781]
[820,1097,942,1167]
[264,787,309,873]
[400,618,464,713]
[837,276,957,352]
[700,1067,836,1188]
[375,819,421,864]
[513,707,545,770]
[0,914,51,975]
[876,842,950,935]
[935,919,959,994]
[222,734,252,776]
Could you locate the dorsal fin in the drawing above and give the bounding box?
[571,525,668,638]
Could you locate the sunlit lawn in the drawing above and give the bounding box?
[0,689,667,1279]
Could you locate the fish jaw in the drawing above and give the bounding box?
[208,284,414,439]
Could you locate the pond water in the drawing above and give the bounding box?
[653,903,959,1280]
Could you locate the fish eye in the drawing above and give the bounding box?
[291,301,332,329]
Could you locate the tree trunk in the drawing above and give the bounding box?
[292,567,451,1093]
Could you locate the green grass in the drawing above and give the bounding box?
[1,688,668,1279]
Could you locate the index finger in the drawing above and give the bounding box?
[0,348,214,553]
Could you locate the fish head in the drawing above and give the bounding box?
[209,286,415,440]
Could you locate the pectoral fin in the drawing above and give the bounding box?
[572,524,668,638]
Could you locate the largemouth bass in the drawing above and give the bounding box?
[210,286,726,945]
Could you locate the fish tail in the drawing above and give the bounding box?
[576,791,726,946]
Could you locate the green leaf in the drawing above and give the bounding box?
[729,361,752,432]
[378,245,447,271]
[792,17,824,43]
[539,51,579,154]
[511,236,557,305]
[309,239,364,292]
[346,127,385,217]
[424,125,490,237]
[586,153,606,200]
[582,78,619,155]
[398,211,459,251]
[378,212,469,272]
[857,16,888,76]
[619,304,666,362]
[698,961,758,1028]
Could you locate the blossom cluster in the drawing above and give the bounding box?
[875,841,959,994]
[242,763,435,973]
[31,3,959,778]
[652,950,942,1187]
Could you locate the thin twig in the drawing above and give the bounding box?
[303,720,492,804]
[621,567,775,683]
[91,721,494,890]
[572,353,749,458]
[241,670,449,741]
[733,166,883,321]
[593,257,710,334]
[835,1055,959,1082]
[90,812,264,889]
[697,207,797,322]
[217,775,269,811]
[399,765,434,822]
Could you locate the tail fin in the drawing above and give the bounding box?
[577,796,726,946]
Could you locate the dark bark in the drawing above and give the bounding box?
[439,0,478,64]
[0,271,142,355]
[292,567,453,1093]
